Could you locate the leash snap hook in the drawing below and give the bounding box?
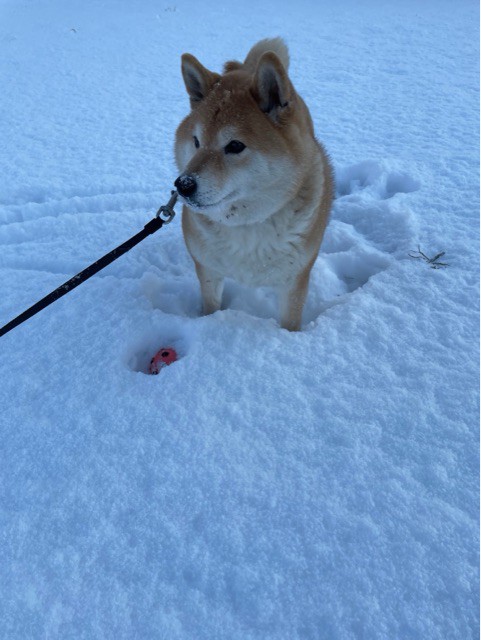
[156,190,178,224]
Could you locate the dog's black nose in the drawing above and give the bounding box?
[174,174,197,198]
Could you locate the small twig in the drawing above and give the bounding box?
[408,245,449,269]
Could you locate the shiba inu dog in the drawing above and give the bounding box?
[174,38,334,331]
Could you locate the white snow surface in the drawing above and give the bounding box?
[0,0,479,638]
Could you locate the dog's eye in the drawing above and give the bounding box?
[224,140,246,154]
[193,136,200,149]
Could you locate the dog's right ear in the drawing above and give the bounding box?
[181,54,220,107]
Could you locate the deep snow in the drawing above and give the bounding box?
[0,0,479,638]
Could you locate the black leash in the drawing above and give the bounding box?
[0,191,178,338]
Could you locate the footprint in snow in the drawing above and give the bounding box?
[303,161,420,323]
[335,160,420,200]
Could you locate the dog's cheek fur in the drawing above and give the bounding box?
[174,116,195,172]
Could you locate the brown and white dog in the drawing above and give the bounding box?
[174,38,334,331]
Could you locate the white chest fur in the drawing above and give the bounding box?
[184,202,317,288]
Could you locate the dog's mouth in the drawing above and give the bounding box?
[182,190,239,212]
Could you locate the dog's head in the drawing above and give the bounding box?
[174,40,313,226]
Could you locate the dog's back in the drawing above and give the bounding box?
[226,37,290,73]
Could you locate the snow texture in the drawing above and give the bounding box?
[0,0,479,638]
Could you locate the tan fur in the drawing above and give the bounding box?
[175,38,334,330]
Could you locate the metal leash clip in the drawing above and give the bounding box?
[156,190,178,224]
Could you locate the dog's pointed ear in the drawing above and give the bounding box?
[181,54,220,107]
[251,51,292,121]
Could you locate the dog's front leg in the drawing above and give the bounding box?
[279,267,312,331]
[194,260,224,315]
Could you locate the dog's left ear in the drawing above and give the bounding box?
[181,54,220,107]
[251,52,292,121]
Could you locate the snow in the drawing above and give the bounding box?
[0,0,478,638]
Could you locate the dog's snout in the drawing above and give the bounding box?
[174,174,197,198]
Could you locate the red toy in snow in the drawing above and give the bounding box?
[149,347,177,374]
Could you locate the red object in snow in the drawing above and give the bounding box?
[149,347,178,374]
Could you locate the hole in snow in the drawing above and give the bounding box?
[126,336,183,374]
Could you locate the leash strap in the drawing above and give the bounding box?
[0,191,178,338]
